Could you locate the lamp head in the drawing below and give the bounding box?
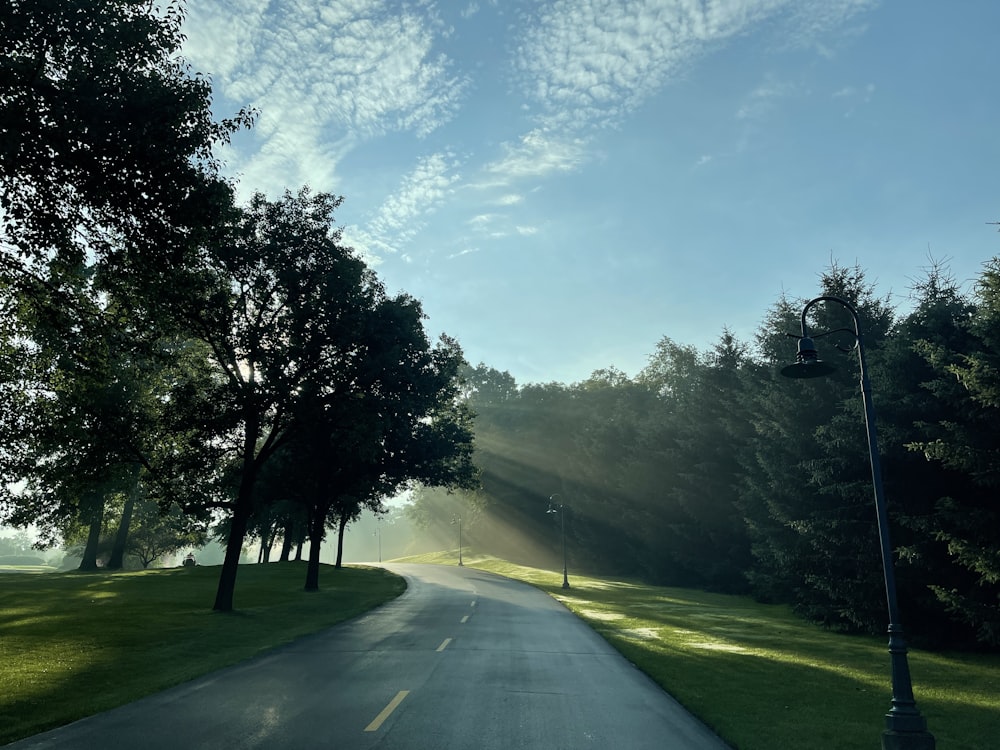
[780,336,837,379]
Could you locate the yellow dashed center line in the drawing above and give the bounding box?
[461,615,469,623]
[364,690,409,732]
[437,638,452,652]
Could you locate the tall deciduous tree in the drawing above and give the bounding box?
[152,188,393,611]
[280,299,477,592]
[0,264,167,564]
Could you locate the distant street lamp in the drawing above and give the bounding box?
[451,515,463,566]
[781,295,935,750]
[374,518,382,563]
[547,494,570,589]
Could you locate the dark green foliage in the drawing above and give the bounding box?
[901,260,1000,645]
[0,0,251,264]
[740,264,897,632]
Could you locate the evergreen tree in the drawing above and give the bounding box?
[905,258,1000,644]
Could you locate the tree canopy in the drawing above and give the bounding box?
[0,0,251,266]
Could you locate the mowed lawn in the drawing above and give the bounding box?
[401,551,1000,750]
[0,562,405,745]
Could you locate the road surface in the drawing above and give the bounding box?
[6,564,731,749]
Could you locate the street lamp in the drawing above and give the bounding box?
[782,295,935,750]
[547,494,570,589]
[451,515,463,566]
[374,517,382,563]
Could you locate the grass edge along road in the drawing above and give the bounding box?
[0,562,404,745]
[396,550,999,750]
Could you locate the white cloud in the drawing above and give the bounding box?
[181,0,879,269]
[343,152,462,261]
[736,76,799,120]
[484,129,588,182]
[182,0,469,195]
[468,213,500,227]
[509,0,877,133]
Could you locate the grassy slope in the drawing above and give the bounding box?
[398,551,1000,750]
[0,562,404,745]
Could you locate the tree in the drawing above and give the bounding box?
[150,188,394,611]
[637,331,755,592]
[278,299,478,592]
[126,497,207,569]
[905,258,1000,644]
[0,258,200,573]
[0,0,251,268]
[740,263,897,629]
[1,0,251,576]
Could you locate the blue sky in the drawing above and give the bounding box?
[181,0,1000,386]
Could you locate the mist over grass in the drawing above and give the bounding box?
[400,552,1000,750]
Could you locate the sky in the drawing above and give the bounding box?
[180,0,1000,386]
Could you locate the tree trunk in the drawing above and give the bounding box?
[294,539,303,561]
[214,437,259,611]
[78,489,105,572]
[261,520,276,563]
[335,513,348,569]
[304,508,325,591]
[214,498,251,611]
[278,517,294,562]
[106,464,141,570]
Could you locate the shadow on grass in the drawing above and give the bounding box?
[0,562,405,745]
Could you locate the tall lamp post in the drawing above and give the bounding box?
[547,494,570,589]
[451,515,463,566]
[781,295,934,750]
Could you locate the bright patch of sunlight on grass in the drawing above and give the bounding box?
[444,554,1000,750]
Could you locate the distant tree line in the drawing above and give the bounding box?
[0,0,476,610]
[411,261,1000,649]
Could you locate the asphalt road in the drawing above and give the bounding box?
[7,564,732,749]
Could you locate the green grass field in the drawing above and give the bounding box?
[0,562,404,745]
[399,550,999,750]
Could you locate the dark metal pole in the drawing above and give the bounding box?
[560,508,569,589]
[794,296,934,750]
[549,494,570,589]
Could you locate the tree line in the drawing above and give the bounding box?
[411,261,1000,650]
[0,1,476,611]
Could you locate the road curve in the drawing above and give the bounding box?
[6,564,731,749]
